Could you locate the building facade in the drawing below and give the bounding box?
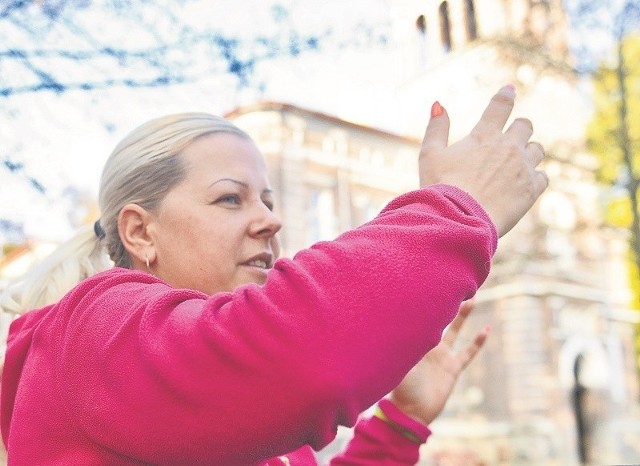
[226,1,640,464]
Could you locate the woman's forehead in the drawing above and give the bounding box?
[181,133,269,183]
[183,133,265,166]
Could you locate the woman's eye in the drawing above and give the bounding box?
[263,200,274,211]
[216,194,241,205]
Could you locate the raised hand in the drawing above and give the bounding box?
[419,86,548,237]
[389,300,489,426]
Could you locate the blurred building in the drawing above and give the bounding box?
[226,1,640,464]
[1,0,638,464]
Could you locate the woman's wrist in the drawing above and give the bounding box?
[373,399,431,444]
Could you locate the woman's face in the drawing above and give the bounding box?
[148,132,282,294]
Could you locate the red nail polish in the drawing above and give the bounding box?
[431,101,444,118]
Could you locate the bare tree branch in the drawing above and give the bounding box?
[1,0,325,97]
[0,0,391,240]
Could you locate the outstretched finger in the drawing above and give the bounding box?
[505,117,534,143]
[420,101,450,158]
[470,85,516,138]
[525,141,545,166]
[458,325,491,370]
[442,300,475,345]
[533,170,549,197]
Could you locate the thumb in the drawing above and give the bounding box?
[421,101,450,158]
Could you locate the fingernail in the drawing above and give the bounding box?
[430,101,444,118]
[498,84,516,98]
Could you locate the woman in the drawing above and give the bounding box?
[0,85,546,464]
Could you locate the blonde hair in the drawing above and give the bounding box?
[1,113,249,315]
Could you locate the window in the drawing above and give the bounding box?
[306,187,337,244]
[572,355,594,465]
[439,2,451,52]
[352,192,388,226]
[465,0,477,41]
[416,14,426,35]
[415,14,428,65]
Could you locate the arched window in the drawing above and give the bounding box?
[439,2,451,52]
[572,354,598,465]
[415,15,427,64]
[465,0,478,41]
[416,14,426,36]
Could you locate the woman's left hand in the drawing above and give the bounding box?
[389,300,490,426]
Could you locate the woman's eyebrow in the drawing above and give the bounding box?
[209,178,273,195]
[209,178,247,189]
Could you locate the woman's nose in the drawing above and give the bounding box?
[250,203,282,237]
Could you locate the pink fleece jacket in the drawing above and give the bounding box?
[1,185,497,465]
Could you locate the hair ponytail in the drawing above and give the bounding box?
[0,225,111,315]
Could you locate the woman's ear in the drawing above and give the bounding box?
[118,204,155,269]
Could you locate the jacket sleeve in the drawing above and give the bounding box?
[329,399,431,466]
[59,184,497,465]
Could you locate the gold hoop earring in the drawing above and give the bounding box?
[145,255,151,272]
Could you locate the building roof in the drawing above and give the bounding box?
[224,100,422,145]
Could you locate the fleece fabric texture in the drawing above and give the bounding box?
[1,184,497,465]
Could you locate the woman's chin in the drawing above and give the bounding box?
[238,266,270,286]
